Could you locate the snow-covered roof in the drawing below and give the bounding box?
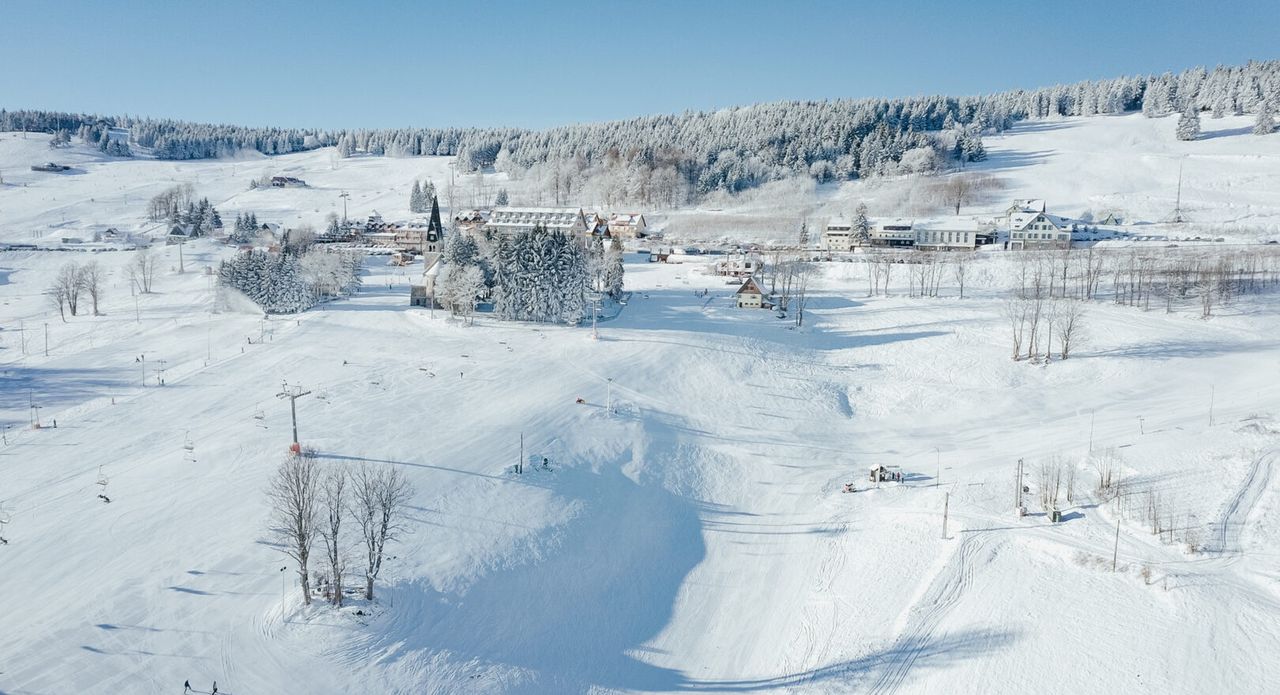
[1008,199,1046,214]
[485,207,587,233]
[1010,212,1071,231]
[913,217,988,232]
[607,213,646,226]
[736,277,764,295]
[875,218,914,230]
[825,217,852,229]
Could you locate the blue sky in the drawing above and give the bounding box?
[2,0,1276,130]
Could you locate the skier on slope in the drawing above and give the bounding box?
[183,680,191,693]
[212,682,218,694]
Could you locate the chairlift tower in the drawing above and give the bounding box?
[277,382,313,452]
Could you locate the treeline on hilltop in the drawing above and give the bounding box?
[4,60,1279,196]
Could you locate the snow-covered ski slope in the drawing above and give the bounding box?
[2,113,1280,694]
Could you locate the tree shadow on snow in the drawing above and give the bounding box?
[361,448,708,692]
[0,365,130,426]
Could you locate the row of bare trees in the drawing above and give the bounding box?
[1015,246,1280,318]
[267,456,414,607]
[47,260,106,321]
[864,251,975,299]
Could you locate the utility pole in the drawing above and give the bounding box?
[942,491,950,539]
[177,236,185,274]
[1112,515,1122,572]
[44,322,49,357]
[276,382,312,451]
[1015,458,1024,515]
[606,378,614,414]
[29,392,41,429]
[339,191,350,222]
[1209,384,1215,427]
[591,301,599,340]
[139,354,146,387]
[518,432,524,474]
[134,295,140,324]
[18,319,25,355]
[1088,410,1096,454]
[155,359,167,386]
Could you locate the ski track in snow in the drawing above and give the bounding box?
[865,534,989,695]
[1216,448,1276,554]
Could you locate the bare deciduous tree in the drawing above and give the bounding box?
[267,455,321,605]
[48,262,83,321]
[792,261,817,327]
[952,253,971,299]
[1038,457,1064,512]
[1002,297,1030,360]
[1053,299,1087,359]
[128,249,158,294]
[318,466,348,607]
[79,260,105,315]
[350,464,414,601]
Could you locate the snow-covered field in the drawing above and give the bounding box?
[2,118,1280,694]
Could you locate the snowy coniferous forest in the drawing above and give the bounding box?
[5,61,1280,199]
[217,248,364,314]
[436,225,598,325]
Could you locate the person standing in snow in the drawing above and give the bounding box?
[211,682,217,694]
[184,680,191,693]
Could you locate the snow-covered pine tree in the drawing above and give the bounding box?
[1176,105,1201,141]
[495,188,509,206]
[603,239,625,300]
[549,230,588,324]
[409,181,423,213]
[797,221,810,248]
[853,202,871,243]
[1255,102,1276,136]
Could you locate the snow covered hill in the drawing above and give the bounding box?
[2,115,1280,694]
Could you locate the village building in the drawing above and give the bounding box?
[1008,210,1073,250]
[735,277,772,309]
[409,253,444,308]
[270,176,307,188]
[869,219,916,248]
[350,211,445,253]
[483,207,590,239]
[712,255,762,277]
[1005,199,1046,219]
[606,213,648,239]
[912,220,990,251]
[822,217,856,251]
[452,209,490,234]
[166,224,193,244]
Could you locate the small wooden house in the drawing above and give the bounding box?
[735,277,770,309]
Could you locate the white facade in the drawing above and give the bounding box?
[869,220,915,247]
[914,227,979,251]
[823,217,855,251]
[1009,212,1072,249]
